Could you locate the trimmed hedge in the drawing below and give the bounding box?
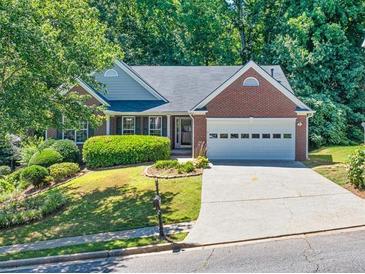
[83,135,171,168]
[49,162,80,182]
[0,190,67,229]
[29,148,63,167]
[21,165,49,187]
[51,140,80,163]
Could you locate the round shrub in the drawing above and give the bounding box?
[348,149,365,189]
[29,148,63,167]
[178,161,195,174]
[38,139,56,150]
[21,165,49,187]
[51,140,80,163]
[0,179,14,194]
[0,165,11,176]
[6,168,24,185]
[154,160,179,170]
[83,135,171,168]
[0,190,67,228]
[49,162,80,182]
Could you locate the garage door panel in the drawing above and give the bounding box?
[207,118,295,160]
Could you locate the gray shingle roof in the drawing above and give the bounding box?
[109,65,294,112]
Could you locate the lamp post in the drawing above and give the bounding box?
[153,178,165,239]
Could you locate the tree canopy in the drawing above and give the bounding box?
[0,0,122,136]
[1,0,364,146]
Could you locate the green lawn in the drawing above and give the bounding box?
[0,232,187,262]
[0,166,201,247]
[304,144,364,186]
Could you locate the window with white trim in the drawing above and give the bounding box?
[149,116,162,136]
[122,116,135,135]
[63,119,89,144]
[243,77,259,87]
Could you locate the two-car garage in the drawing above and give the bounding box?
[206,118,296,160]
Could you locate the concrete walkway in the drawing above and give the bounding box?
[185,161,365,245]
[0,222,193,254]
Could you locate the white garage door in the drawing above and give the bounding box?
[207,118,296,160]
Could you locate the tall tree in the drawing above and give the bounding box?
[263,0,365,146]
[0,0,122,136]
[90,0,240,65]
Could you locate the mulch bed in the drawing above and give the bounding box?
[144,166,203,179]
[344,183,365,199]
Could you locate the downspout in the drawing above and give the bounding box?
[188,112,195,158]
[306,113,314,160]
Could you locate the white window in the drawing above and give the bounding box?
[63,118,89,144]
[243,77,259,87]
[149,116,162,136]
[104,69,118,77]
[122,116,135,135]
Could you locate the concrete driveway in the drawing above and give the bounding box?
[185,161,365,245]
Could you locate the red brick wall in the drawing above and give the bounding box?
[69,85,102,107]
[47,128,57,139]
[206,68,297,118]
[193,115,207,157]
[193,67,308,160]
[47,85,106,140]
[295,115,307,160]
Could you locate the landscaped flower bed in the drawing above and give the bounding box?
[0,190,68,229]
[145,157,209,179]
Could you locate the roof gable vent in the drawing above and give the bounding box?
[243,77,259,87]
[104,69,118,77]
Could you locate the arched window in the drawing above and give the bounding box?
[104,69,118,77]
[243,77,259,87]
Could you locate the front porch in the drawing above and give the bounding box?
[105,115,193,151]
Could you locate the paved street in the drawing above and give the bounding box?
[186,160,365,244]
[5,228,365,273]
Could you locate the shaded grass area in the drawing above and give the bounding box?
[304,145,363,187]
[0,233,187,262]
[0,166,201,246]
[304,145,363,168]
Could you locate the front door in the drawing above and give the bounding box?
[175,117,192,148]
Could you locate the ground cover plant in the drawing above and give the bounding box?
[0,190,67,229]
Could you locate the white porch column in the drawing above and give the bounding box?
[106,115,111,135]
[166,115,171,138]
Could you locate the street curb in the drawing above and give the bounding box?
[0,242,192,269]
[3,225,365,269]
